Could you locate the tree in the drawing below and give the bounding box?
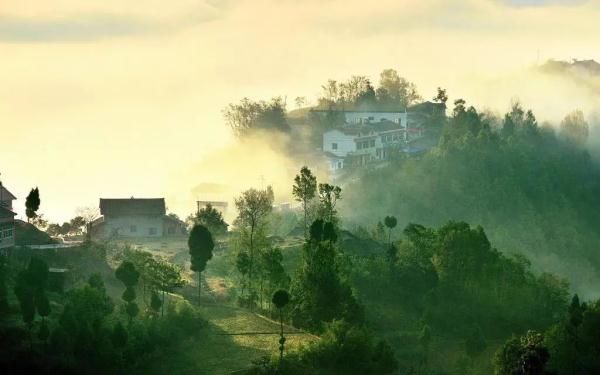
[295,96,306,109]
[236,251,251,297]
[318,183,341,223]
[150,258,185,316]
[234,187,274,295]
[223,97,290,137]
[292,166,317,238]
[188,224,214,304]
[383,216,397,246]
[260,247,290,312]
[433,87,448,104]
[76,207,101,241]
[25,187,40,223]
[14,258,51,345]
[115,261,140,324]
[272,289,290,366]
[560,109,589,146]
[194,203,228,235]
[378,69,421,107]
[494,331,549,375]
[150,291,162,315]
[290,219,364,332]
[111,322,128,349]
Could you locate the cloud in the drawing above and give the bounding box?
[500,0,587,7]
[0,4,224,42]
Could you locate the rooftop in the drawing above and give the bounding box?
[0,185,16,201]
[100,198,166,216]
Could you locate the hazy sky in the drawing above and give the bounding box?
[1,0,599,222]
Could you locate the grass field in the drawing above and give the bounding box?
[136,304,318,375]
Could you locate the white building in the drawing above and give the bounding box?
[92,198,186,238]
[344,111,407,126]
[322,123,423,172]
[0,183,16,250]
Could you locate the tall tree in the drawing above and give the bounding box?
[318,183,342,223]
[188,224,214,304]
[272,289,290,367]
[25,187,40,223]
[115,261,140,324]
[234,187,274,295]
[292,166,317,238]
[383,216,397,247]
[560,109,589,146]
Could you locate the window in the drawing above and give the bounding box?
[370,139,375,148]
[337,162,342,169]
[130,225,137,233]
[332,143,338,150]
[149,227,157,235]
[357,142,362,150]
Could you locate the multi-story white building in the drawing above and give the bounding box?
[0,183,17,250]
[322,123,423,172]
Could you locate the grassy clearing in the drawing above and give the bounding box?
[137,304,317,375]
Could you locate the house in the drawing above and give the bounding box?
[322,121,423,172]
[92,197,186,239]
[312,109,408,127]
[0,183,17,250]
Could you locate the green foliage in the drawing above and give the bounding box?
[248,320,398,375]
[290,220,364,332]
[544,298,600,374]
[192,203,228,235]
[465,325,487,359]
[25,187,40,221]
[494,331,549,375]
[318,183,341,222]
[37,319,50,343]
[115,261,140,288]
[188,224,214,274]
[13,257,51,327]
[350,221,568,345]
[272,289,290,309]
[111,322,128,349]
[223,97,290,137]
[150,291,162,314]
[559,109,589,146]
[293,166,318,237]
[342,100,600,293]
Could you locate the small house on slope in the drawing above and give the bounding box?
[92,197,186,239]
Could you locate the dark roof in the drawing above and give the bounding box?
[408,101,446,113]
[99,198,166,216]
[0,185,16,200]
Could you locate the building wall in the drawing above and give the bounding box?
[345,112,407,125]
[102,215,164,238]
[0,218,15,249]
[323,129,357,157]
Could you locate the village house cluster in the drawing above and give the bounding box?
[317,101,445,173]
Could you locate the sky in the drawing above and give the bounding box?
[1,0,599,222]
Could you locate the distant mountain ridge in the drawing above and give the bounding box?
[540,58,600,77]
